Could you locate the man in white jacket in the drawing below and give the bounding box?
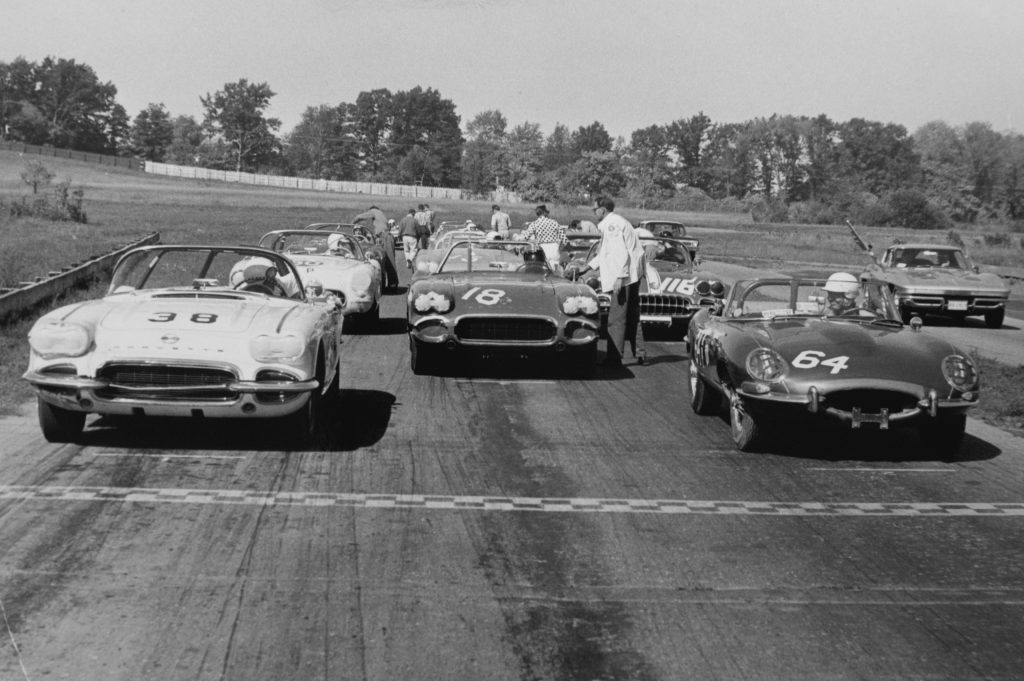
[577,196,642,366]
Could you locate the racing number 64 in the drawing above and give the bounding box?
[791,350,850,374]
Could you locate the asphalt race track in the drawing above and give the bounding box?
[1,258,1023,680]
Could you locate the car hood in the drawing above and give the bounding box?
[92,292,293,332]
[872,266,1008,295]
[747,317,961,383]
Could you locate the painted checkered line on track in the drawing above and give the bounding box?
[0,486,1022,517]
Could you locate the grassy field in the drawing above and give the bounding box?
[1,150,1021,437]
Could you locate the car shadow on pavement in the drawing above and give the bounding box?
[762,425,1001,463]
[321,388,394,451]
[350,317,406,336]
[75,389,395,453]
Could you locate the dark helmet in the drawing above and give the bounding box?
[523,247,546,262]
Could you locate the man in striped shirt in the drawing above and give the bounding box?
[520,204,566,272]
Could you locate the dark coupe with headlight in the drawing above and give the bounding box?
[685,277,979,455]
[407,240,601,375]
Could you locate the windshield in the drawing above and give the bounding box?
[259,231,362,260]
[724,279,900,322]
[888,247,968,269]
[109,247,303,299]
[437,240,554,275]
[641,222,686,238]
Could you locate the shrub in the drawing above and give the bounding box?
[982,232,1013,247]
[7,179,88,223]
[884,189,951,230]
[746,195,790,223]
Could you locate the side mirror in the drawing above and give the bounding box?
[909,316,923,331]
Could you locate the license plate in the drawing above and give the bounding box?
[947,300,968,311]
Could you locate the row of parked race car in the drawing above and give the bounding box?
[23,219,1008,456]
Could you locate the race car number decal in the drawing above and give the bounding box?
[659,277,696,294]
[791,350,849,374]
[148,312,219,324]
[462,287,506,305]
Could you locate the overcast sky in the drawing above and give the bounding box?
[4,0,1022,139]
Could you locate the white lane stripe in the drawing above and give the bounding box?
[91,452,245,460]
[807,468,955,473]
[0,486,1021,517]
[454,379,556,385]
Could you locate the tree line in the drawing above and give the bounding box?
[3,55,1023,229]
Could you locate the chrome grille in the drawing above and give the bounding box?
[96,364,237,401]
[641,294,690,316]
[455,317,556,342]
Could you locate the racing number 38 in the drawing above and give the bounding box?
[149,312,219,324]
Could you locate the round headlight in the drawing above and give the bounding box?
[250,334,305,362]
[695,280,711,296]
[29,322,91,358]
[745,348,788,383]
[941,354,978,391]
[710,280,726,296]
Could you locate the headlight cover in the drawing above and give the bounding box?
[412,291,452,314]
[746,347,788,383]
[29,322,91,358]
[941,354,978,392]
[250,334,305,362]
[562,295,599,316]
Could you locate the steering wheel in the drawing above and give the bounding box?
[516,264,547,274]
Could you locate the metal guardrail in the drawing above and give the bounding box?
[0,232,160,324]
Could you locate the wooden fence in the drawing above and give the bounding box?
[0,141,142,169]
[144,162,467,200]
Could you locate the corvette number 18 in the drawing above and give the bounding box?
[462,287,506,305]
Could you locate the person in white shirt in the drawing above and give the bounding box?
[575,197,642,366]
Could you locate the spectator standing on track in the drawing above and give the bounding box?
[490,204,512,239]
[398,208,420,269]
[572,197,642,367]
[414,204,431,249]
[625,226,650,365]
[423,204,436,235]
[520,204,567,273]
[353,205,399,290]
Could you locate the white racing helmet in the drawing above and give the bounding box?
[823,271,859,295]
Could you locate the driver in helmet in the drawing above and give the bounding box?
[822,272,861,315]
[230,257,301,298]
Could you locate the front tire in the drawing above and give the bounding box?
[729,396,764,452]
[38,398,86,443]
[920,413,967,458]
[688,361,719,415]
[410,337,435,375]
[984,308,1005,329]
[568,343,597,378]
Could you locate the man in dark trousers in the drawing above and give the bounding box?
[353,205,399,290]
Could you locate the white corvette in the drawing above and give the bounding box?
[260,229,383,326]
[22,244,345,446]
